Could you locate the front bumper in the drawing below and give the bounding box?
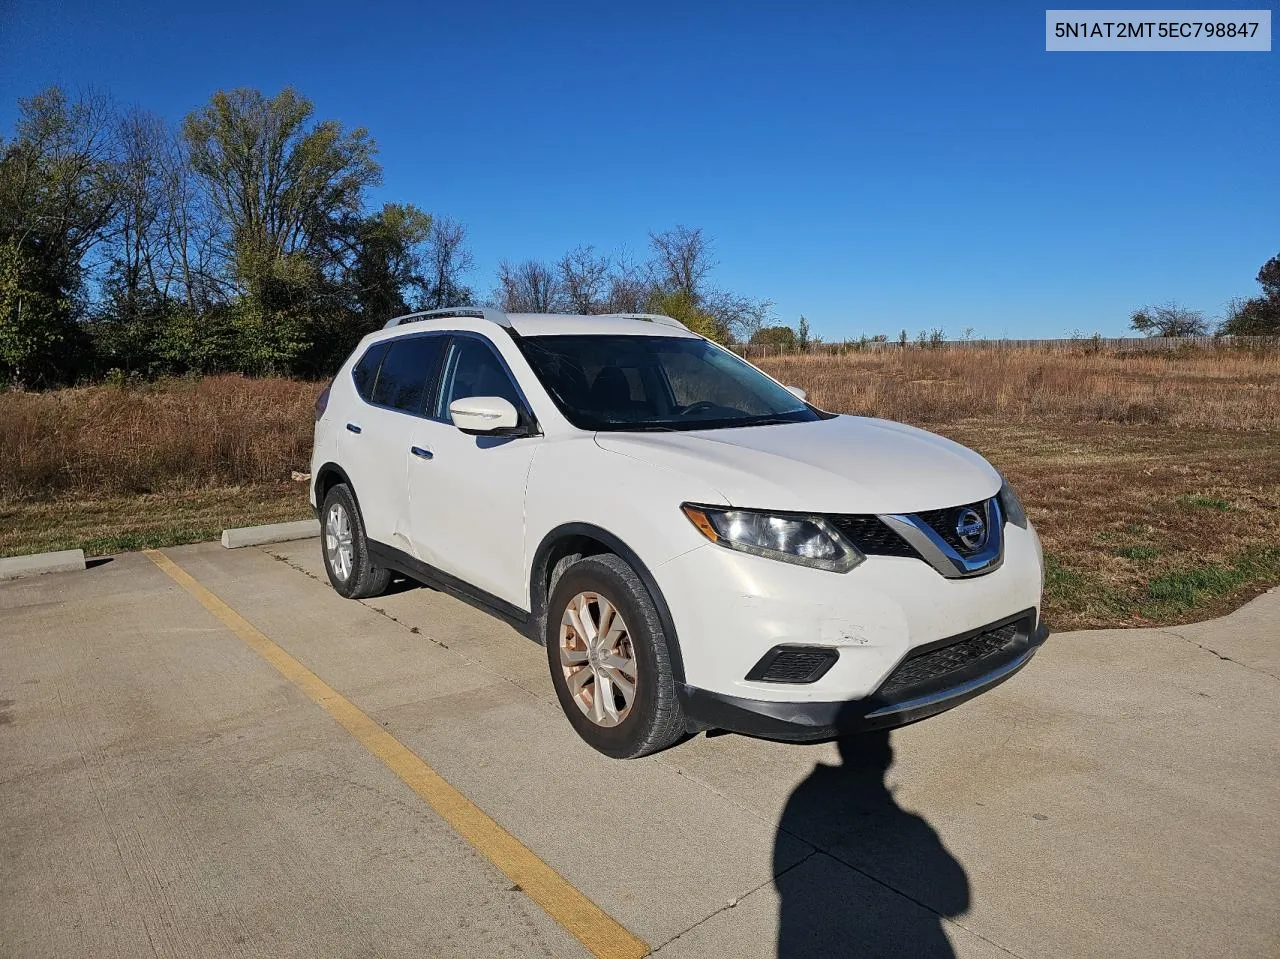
[679,613,1049,742]
[653,521,1045,703]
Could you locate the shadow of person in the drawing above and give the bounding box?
[774,730,969,958]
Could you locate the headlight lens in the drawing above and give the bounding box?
[681,504,864,573]
[999,477,1029,529]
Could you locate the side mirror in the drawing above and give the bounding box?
[785,385,807,402]
[449,396,521,434]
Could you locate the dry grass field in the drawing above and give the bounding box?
[2,346,1277,630]
[0,376,317,559]
[759,347,1280,629]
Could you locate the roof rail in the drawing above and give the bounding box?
[383,307,511,330]
[601,313,689,331]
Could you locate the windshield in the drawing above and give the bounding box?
[516,334,827,431]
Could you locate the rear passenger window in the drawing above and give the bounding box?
[352,342,388,401]
[371,336,446,414]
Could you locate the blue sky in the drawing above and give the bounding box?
[2,0,1275,338]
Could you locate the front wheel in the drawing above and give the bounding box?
[545,554,685,758]
[320,484,390,599]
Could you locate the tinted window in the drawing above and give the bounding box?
[517,335,824,432]
[437,338,524,422]
[371,336,445,414]
[352,342,388,401]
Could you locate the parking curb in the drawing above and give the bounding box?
[0,549,87,581]
[221,520,321,549]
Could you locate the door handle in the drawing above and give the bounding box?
[410,446,433,460]
[345,423,362,434]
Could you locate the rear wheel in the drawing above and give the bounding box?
[321,484,390,599]
[546,554,685,758]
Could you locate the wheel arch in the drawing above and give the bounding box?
[314,462,356,515]
[529,523,686,684]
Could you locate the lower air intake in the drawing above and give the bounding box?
[877,621,1023,697]
[747,646,840,684]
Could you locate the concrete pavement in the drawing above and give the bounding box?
[1,539,1276,958]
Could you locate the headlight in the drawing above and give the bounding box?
[999,476,1029,529]
[680,504,864,573]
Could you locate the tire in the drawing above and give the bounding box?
[545,554,685,758]
[320,484,391,600]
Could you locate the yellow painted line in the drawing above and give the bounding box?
[144,549,649,959]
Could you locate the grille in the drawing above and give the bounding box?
[877,621,1021,697]
[916,500,990,555]
[828,515,920,558]
[748,647,839,684]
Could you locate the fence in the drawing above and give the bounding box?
[729,335,1279,359]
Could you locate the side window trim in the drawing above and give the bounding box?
[351,340,390,403]
[354,331,448,419]
[437,332,539,429]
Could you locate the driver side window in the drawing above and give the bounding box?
[436,337,524,423]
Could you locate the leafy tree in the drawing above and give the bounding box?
[1129,302,1209,337]
[182,87,380,351]
[646,289,725,342]
[349,202,431,324]
[750,325,799,351]
[797,316,811,349]
[0,239,73,383]
[1219,253,1280,336]
[2,82,791,384]
[0,87,118,384]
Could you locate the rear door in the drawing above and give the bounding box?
[338,333,446,551]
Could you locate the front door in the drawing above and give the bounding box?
[407,334,540,609]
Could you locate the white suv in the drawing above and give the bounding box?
[311,308,1047,758]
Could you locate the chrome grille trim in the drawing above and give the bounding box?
[877,497,1004,579]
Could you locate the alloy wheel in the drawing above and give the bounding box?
[559,591,638,727]
[325,502,354,583]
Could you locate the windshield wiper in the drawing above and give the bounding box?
[738,415,800,427]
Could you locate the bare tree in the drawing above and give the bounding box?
[605,249,651,313]
[644,226,771,341]
[648,225,713,301]
[557,244,610,313]
[109,109,171,309]
[1129,302,1209,337]
[161,132,225,311]
[705,289,773,341]
[496,259,562,312]
[106,110,225,314]
[422,215,473,308]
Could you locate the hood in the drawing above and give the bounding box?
[595,415,1000,514]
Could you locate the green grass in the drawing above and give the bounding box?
[1144,548,1280,615]
[1115,545,1159,560]
[1043,552,1127,623]
[1177,494,1234,511]
[0,486,311,559]
[77,526,229,555]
